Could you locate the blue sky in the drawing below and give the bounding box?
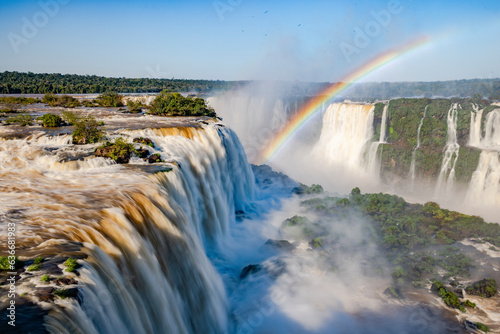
[0,0,499,82]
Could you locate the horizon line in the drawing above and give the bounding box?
[1,70,499,84]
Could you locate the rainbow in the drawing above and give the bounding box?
[259,36,431,163]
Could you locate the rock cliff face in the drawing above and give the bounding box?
[373,98,498,199]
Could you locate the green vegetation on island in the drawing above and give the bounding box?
[95,137,136,164]
[64,258,80,273]
[94,91,123,107]
[466,279,497,298]
[72,115,105,144]
[282,187,500,299]
[149,91,216,117]
[42,93,81,108]
[40,113,63,127]
[3,114,33,126]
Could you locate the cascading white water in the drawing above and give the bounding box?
[207,94,288,163]
[0,123,256,334]
[379,104,388,143]
[483,109,500,149]
[313,103,375,171]
[434,103,460,198]
[466,108,500,206]
[469,104,484,147]
[409,105,428,192]
[366,104,388,175]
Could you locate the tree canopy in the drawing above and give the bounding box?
[149,92,216,117]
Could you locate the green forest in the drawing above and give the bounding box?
[1,71,500,100]
[0,71,246,94]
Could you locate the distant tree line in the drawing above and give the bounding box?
[0,71,247,94]
[342,79,500,101]
[1,71,499,100]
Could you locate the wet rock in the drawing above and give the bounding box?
[235,210,246,221]
[454,289,464,298]
[54,287,79,299]
[309,237,323,249]
[95,145,131,164]
[36,287,54,302]
[136,148,150,158]
[264,239,296,251]
[240,264,262,279]
[147,153,162,163]
[464,320,478,330]
[465,278,497,298]
[55,277,78,286]
[384,286,405,299]
[44,263,63,276]
[133,137,154,147]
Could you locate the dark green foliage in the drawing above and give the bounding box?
[279,215,320,241]
[42,93,81,108]
[476,322,490,332]
[0,107,17,113]
[0,256,24,270]
[463,299,476,308]
[41,113,62,127]
[3,71,500,98]
[34,257,44,265]
[379,98,492,183]
[64,258,80,272]
[310,237,323,249]
[61,110,79,125]
[72,116,104,144]
[95,137,135,163]
[149,91,216,117]
[0,96,39,104]
[133,137,154,147]
[54,288,78,299]
[41,93,57,105]
[432,280,465,312]
[41,274,50,282]
[385,286,404,299]
[465,279,497,298]
[372,102,387,140]
[126,100,145,113]
[293,189,500,286]
[454,147,482,183]
[4,114,32,126]
[293,183,324,195]
[386,98,430,147]
[0,71,245,94]
[95,92,123,107]
[437,247,472,277]
[282,216,311,228]
[27,264,40,271]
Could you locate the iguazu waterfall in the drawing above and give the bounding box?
[209,94,500,220]
[313,103,375,170]
[409,105,427,192]
[434,103,460,198]
[466,108,500,206]
[0,121,256,334]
